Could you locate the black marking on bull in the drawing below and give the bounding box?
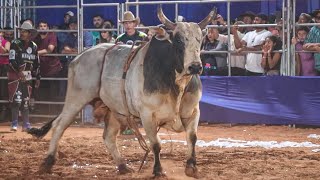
[187,133,197,166]
[185,75,202,94]
[27,117,56,138]
[143,33,185,98]
[152,143,164,176]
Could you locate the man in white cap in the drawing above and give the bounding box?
[7,21,40,131]
[116,11,147,45]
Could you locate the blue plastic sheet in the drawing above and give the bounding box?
[199,76,320,126]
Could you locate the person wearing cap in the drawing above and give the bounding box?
[233,13,272,76]
[7,21,40,131]
[116,11,147,45]
[238,11,256,33]
[303,9,320,75]
[59,11,74,30]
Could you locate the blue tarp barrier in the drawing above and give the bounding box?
[199,76,320,126]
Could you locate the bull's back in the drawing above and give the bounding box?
[99,44,140,115]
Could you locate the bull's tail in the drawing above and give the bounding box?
[27,116,57,139]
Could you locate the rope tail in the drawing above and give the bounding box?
[27,116,57,139]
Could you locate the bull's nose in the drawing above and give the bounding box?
[188,64,203,75]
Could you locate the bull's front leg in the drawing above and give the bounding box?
[183,107,200,178]
[141,112,165,177]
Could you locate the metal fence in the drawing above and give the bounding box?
[0,0,319,122]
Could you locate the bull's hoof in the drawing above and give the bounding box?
[185,165,199,178]
[153,166,165,177]
[39,154,55,174]
[117,163,134,174]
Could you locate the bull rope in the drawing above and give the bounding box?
[120,41,151,172]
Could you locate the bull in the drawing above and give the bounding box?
[28,6,217,178]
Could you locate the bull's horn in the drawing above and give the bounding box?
[157,5,176,30]
[198,7,218,30]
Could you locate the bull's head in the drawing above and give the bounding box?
[157,6,217,76]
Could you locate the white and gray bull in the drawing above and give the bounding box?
[29,7,217,178]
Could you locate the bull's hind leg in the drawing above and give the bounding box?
[103,112,133,174]
[183,107,200,178]
[40,96,93,173]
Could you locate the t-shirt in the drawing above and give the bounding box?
[0,37,9,65]
[116,30,147,45]
[242,29,272,73]
[305,26,320,71]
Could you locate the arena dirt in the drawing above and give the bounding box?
[1,123,320,179]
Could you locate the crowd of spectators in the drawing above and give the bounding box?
[1,8,320,124]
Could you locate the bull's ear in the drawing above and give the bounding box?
[153,27,170,41]
[157,5,176,30]
[198,7,218,30]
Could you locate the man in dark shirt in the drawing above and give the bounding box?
[116,11,147,45]
[7,21,40,131]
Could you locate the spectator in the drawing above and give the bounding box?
[146,29,155,41]
[91,14,104,46]
[218,21,247,76]
[98,23,115,44]
[34,20,61,77]
[103,19,117,38]
[59,11,74,30]
[3,27,14,42]
[20,18,34,26]
[175,15,186,22]
[34,20,62,101]
[298,13,313,24]
[303,9,320,75]
[116,11,147,45]
[234,13,272,76]
[261,35,282,75]
[0,28,11,121]
[212,14,228,35]
[200,27,228,76]
[292,26,317,76]
[238,11,256,33]
[7,21,40,131]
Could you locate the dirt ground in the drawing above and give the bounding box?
[1,122,320,180]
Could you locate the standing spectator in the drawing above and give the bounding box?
[261,35,282,75]
[238,11,256,33]
[98,23,115,44]
[34,20,61,77]
[292,26,317,76]
[116,11,147,45]
[91,14,104,46]
[234,14,272,76]
[7,21,40,131]
[303,9,320,75]
[200,27,228,76]
[3,27,14,42]
[34,20,62,100]
[0,28,11,121]
[298,13,313,24]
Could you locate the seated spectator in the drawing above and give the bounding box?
[98,23,115,44]
[116,11,147,45]
[91,14,104,46]
[261,35,282,75]
[200,27,228,76]
[103,19,117,38]
[303,9,320,75]
[0,28,11,121]
[292,26,317,76]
